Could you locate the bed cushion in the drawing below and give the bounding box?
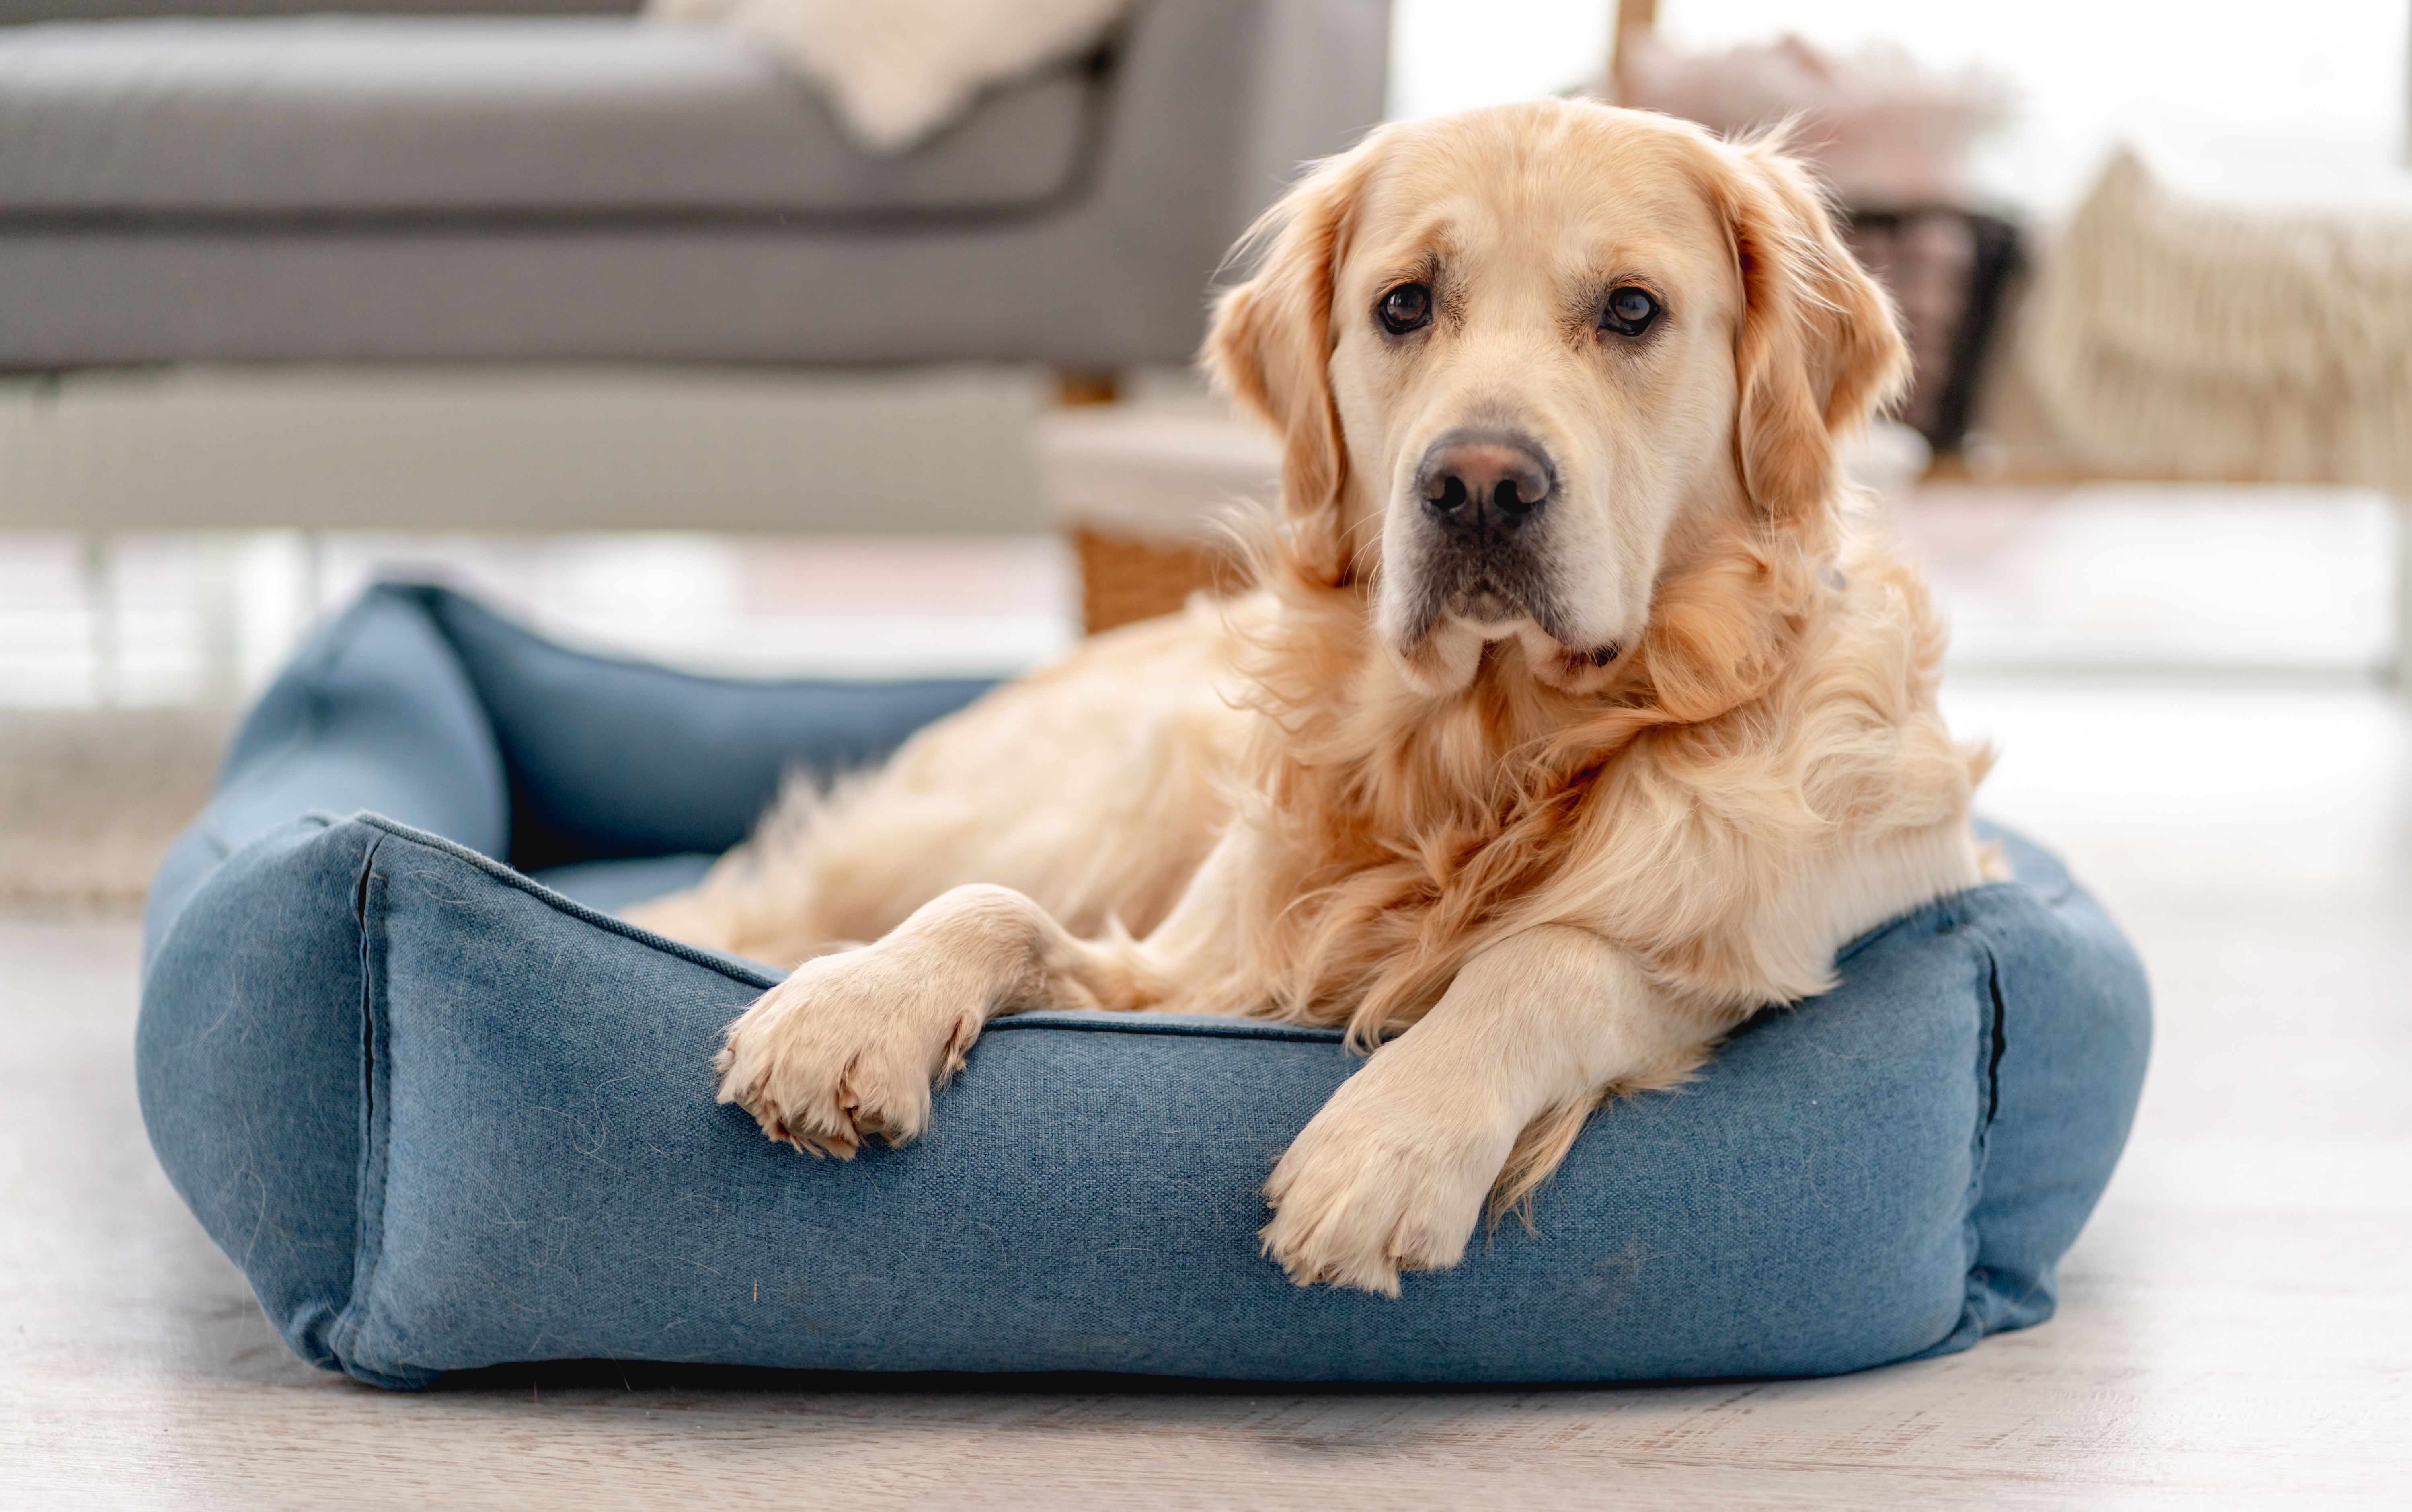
[137,582,2151,1387]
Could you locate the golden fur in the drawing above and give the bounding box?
[631,99,1987,1295]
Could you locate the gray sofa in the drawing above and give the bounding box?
[0,0,1388,369]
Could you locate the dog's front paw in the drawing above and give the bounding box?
[1259,1069,1516,1297]
[713,944,983,1159]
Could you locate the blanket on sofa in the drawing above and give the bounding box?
[646,0,1126,152]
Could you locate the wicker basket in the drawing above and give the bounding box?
[1073,530,1242,634]
[1037,402,1279,635]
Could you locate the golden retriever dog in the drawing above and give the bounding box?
[630,98,1986,1296]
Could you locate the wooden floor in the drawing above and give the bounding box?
[2,681,2406,1509]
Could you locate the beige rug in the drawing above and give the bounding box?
[0,708,230,915]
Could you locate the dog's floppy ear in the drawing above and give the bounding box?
[1704,135,1910,546]
[1203,137,1385,586]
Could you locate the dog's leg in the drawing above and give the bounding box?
[1260,924,1712,1296]
[713,835,1247,1157]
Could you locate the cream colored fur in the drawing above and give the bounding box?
[630,100,1987,1297]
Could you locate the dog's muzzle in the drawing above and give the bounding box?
[1406,430,1564,624]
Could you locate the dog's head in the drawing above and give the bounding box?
[1206,100,1907,698]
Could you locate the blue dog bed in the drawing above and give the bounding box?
[138,583,2150,1389]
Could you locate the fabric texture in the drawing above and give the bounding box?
[0,18,1095,215]
[138,583,2152,1388]
[645,0,1125,155]
[2020,148,2412,493]
[0,0,1392,367]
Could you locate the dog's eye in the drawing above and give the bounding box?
[1378,283,1433,335]
[1600,286,1660,337]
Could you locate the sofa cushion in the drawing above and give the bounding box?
[136,583,2153,1387]
[0,17,1102,220]
[0,0,1394,368]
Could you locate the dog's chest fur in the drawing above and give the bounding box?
[1201,533,1979,1037]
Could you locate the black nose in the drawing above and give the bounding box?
[1416,434,1552,537]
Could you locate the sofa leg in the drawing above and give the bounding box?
[1054,369,1122,408]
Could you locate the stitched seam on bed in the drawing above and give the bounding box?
[332,811,2081,1062]
[339,810,2049,1048]
[328,819,1357,1044]
[1973,919,2059,1322]
[330,831,398,1376]
[1898,925,2005,1365]
[1982,946,2008,1129]
[987,1016,1347,1044]
[344,812,784,989]
[1959,926,2006,1336]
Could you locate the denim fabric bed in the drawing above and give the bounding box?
[137,583,2151,1389]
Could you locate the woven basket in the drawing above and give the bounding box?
[1039,402,1277,635]
[1072,529,1240,634]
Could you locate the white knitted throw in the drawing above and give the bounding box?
[2020,150,2412,494]
[647,0,1127,154]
